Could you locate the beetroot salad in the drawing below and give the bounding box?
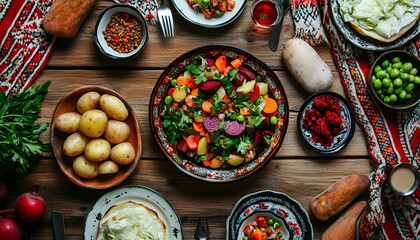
[161,55,283,169]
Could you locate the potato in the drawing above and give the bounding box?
[84,139,111,162]
[63,132,89,157]
[172,88,187,103]
[237,80,256,94]
[228,154,244,166]
[98,160,119,174]
[99,94,128,121]
[55,112,81,133]
[110,142,136,165]
[77,91,100,114]
[197,137,208,155]
[79,109,108,138]
[216,87,226,100]
[73,155,99,179]
[257,83,268,95]
[193,112,206,122]
[210,158,222,169]
[104,120,130,144]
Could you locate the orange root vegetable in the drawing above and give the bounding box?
[240,108,250,115]
[176,76,187,86]
[190,88,199,97]
[209,158,222,168]
[193,122,204,132]
[203,159,212,167]
[215,56,226,73]
[223,66,232,76]
[171,102,179,109]
[168,87,176,96]
[186,135,199,150]
[185,95,197,108]
[230,59,242,69]
[186,76,198,89]
[202,100,213,114]
[262,98,278,114]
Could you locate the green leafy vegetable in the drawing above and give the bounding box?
[237,136,252,154]
[234,94,251,109]
[250,116,265,128]
[185,61,207,85]
[0,82,51,177]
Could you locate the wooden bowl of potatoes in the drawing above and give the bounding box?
[51,86,142,189]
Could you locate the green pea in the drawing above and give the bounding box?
[171,79,177,86]
[382,78,391,88]
[393,78,402,87]
[403,62,413,72]
[376,89,384,95]
[381,60,390,69]
[376,70,387,79]
[373,79,382,89]
[390,69,400,79]
[410,68,418,75]
[237,114,245,122]
[386,66,392,74]
[415,76,420,85]
[390,94,398,103]
[399,68,404,74]
[405,83,415,93]
[385,84,394,95]
[406,93,412,99]
[393,62,402,69]
[164,96,173,105]
[400,73,410,81]
[399,90,407,99]
[394,87,403,95]
[242,236,247,240]
[277,233,283,238]
[229,113,236,120]
[392,57,401,63]
[383,96,390,104]
[274,222,280,228]
[267,219,274,225]
[380,94,385,100]
[270,116,278,125]
[371,75,377,81]
[409,75,415,83]
[374,65,382,73]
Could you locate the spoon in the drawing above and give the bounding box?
[268,0,290,52]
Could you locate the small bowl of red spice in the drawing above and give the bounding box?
[95,5,149,59]
[297,91,355,154]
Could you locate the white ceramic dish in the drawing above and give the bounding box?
[238,211,291,240]
[84,185,183,240]
[172,0,248,28]
[94,5,149,59]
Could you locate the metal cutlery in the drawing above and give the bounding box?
[52,210,65,240]
[158,0,174,37]
[194,216,209,240]
[268,0,290,51]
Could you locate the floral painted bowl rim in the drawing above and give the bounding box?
[226,190,313,240]
[149,45,289,183]
[297,91,356,154]
[330,0,420,51]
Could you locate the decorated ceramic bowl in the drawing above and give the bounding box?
[297,91,355,154]
[227,190,313,240]
[149,45,289,183]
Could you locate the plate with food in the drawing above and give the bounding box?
[172,0,248,27]
[330,0,420,50]
[149,45,288,182]
[227,190,313,240]
[84,185,183,240]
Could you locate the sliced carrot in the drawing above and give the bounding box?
[223,66,232,76]
[203,159,212,167]
[193,122,204,132]
[185,95,197,108]
[205,133,211,143]
[186,76,198,89]
[263,98,278,114]
[215,56,226,73]
[171,102,179,109]
[230,59,242,69]
[190,88,199,97]
[168,87,176,96]
[186,135,199,150]
[177,75,187,86]
[206,152,215,159]
[202,100,213,114]
[240,108,250,115]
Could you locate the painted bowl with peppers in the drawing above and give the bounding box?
[149,45,289,182]
[297,91,355,154]
[94,5,148,59]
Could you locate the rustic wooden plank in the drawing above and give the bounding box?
[46,1,336,71]
[35,69,369,158]
[5,157,372,240]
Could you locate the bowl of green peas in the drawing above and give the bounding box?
[367,50,420,110]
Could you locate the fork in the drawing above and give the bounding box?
[158,0,174,37]
[194,216,209,240]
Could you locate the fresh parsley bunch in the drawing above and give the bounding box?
[0,82,51,177]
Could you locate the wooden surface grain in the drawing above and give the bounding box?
[4,0,373,239]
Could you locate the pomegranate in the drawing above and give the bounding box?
[0,180,8,202]
[15,183,46,223]
[0,210,24,240]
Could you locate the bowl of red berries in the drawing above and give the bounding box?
[297,91,355,154]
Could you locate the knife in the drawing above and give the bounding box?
[268,0,290,52]
[52,210,65,240]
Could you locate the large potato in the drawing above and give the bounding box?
[79,109,108,138]
[55,112,81,133]
[98,161,119,174]
[77,91,100,114]
[104,120,130,144]
[110,142,136,165]
[63,132,89,157]
[84,139,111,162]
[99,94,128,121]
[73,155,99,179]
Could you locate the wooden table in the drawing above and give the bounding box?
[5,0,373,239]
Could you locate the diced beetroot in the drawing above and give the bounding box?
[199,80,223,95]
[206,58,215,67]
[232,73,245,87]
[224,120,245,136]
[261,117,270,128]
[177,139,188,154]
[203,116,219,133]
[253,130,261,147]
[239,67,256,80]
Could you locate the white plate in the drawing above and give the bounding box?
[172,0,248,28]
[84,185,183,240]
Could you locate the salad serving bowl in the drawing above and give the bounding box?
[149,45,289,183]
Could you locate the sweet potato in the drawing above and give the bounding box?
[311,174,369,221]
[322,201,367,240]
